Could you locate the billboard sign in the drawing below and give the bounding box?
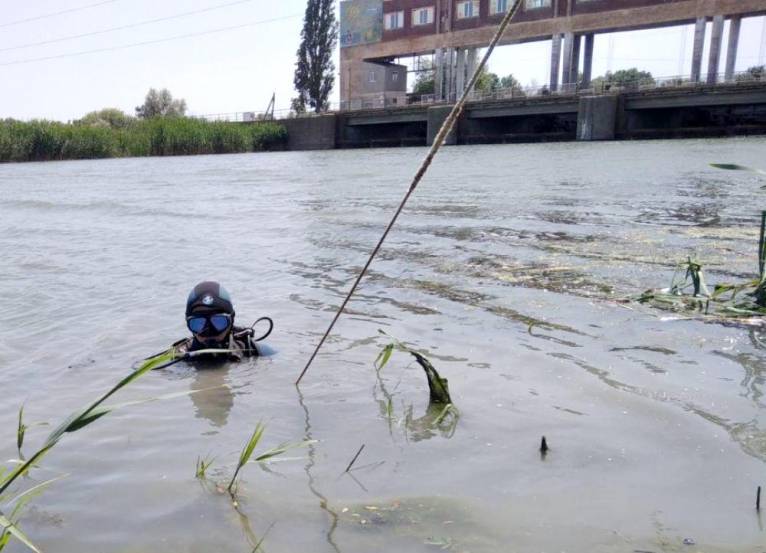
[340,0,383,48]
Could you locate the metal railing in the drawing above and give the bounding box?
[193,69,764,122]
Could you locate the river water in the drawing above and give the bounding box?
[1,138,765,553]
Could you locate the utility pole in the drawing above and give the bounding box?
[264,93,275,120]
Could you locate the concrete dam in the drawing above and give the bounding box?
[280,80,766,150]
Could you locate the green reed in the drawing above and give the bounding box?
[225,423,313,495]
[195,456,216,480]
[1,350,183,552]
[0,118,287,162]
[637,258,766,318]
[375,330,453,405]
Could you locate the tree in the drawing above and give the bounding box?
[76,108,134,129]
[412,59,435,95]
[591,68,655,90]
[736,65,765,82]
[135,88,187,119]
[293,0,338,113]
[475,68,500,93]
[499,74,521,89]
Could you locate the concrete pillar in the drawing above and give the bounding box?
[435,49,444,100]
[691,17,706,83]
[707,15,725,84]
[570,34,581,85]
[550,34,562,91]
[465,48,477,96]
[427,105,458,146]
[443,48,455,102]
[577,95,618,141]
[455,48,466,97]
[582,34,594,87]
[725,16,741,81]
[562,32,575,87]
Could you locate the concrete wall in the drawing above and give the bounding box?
[280,115,338,150]
[577,95,618,140]
[427,105,458,145]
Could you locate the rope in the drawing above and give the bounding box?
[295,0,523,385]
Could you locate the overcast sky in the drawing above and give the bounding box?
[1,0,764,121]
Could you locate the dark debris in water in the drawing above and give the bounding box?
[634,258,766,326]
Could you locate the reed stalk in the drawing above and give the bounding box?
[759,211,766,280]
[0,350,202,552]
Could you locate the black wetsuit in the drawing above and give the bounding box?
[172,326,261,361]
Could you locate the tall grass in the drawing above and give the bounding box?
[0,350,187,552]
[0,118,287,162]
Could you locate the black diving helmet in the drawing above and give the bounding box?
[185,281,235,337]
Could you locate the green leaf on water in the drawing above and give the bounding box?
[375,344,394,370]
[710,163,751,171]
[432,404,459,426]
[253,440,316,463]
[16,406,26,454]
[710,163,766,185]
[411,352,452,405]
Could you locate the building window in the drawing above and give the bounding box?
[490,0,508,15]
[369,71,377,83]
[412,7,434,26]
[384,11,404,30]
[525,0,551,9]
[456,1,479,19]
[392,71,399,82]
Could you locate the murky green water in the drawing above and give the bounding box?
[1,138,765,553]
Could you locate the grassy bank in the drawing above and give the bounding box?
[0,118,287,162]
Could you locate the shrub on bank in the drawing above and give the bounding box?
[0,118,287,162]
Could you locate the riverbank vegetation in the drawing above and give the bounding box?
[0,116,287,163]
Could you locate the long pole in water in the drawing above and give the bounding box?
[759,210,766,279]
[296,0,524,385]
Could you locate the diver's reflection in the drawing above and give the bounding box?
[189,363,235,429]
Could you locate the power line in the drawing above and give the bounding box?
[0,13,302,67]
[0,0,117,29]
[0,0,258,54]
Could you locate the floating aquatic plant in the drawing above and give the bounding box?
[195,456,216,480]
[636,257,766,319]
[375,330,452,405]
[710,163,766,182]
[16,407,25,456]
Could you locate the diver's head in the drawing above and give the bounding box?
[185,281,235,348]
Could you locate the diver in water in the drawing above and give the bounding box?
[172,281,272,361]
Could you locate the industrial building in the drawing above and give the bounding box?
[339,0,766,108]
